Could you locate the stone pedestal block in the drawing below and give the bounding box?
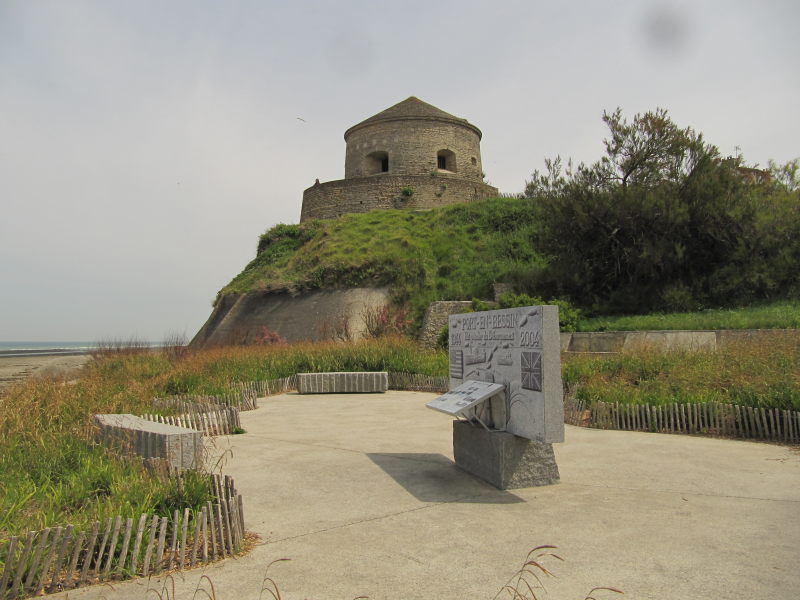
[452,420,560,489]
[95,414,203,471]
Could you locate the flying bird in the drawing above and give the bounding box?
[296,117,307,122]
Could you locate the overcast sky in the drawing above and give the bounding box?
[1,0,798,342]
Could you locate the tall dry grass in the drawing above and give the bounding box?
[563,336,800,410]
[154,336,447,395]
[0,364,212,539]
[4,332,795,539]
[0,337,447,539]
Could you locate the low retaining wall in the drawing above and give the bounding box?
[297,372,388,394]
[560,328,800,353]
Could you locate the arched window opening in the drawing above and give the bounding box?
[365,151,389,175]
[437,149,456,172]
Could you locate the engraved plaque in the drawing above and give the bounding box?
[426,380,505,416]
[444,306,564,443]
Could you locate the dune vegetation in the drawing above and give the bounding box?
[0,338,445,539]
[4,332,799,540]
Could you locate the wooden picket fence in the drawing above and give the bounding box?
[152,376,300,411]
[235,373,447,396]
[236,376,297,399]
[153,389,257,413]
[0,475,244,600]
[564,396,800,443]
[151,373,451,406]
[389,372,448,393]
[139,405,241,436]
[235,373,443,397]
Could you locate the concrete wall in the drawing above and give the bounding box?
[301,174,498,221]
[560,328,800,352]
[191,288,392,347]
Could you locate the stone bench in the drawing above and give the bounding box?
[94,414,203,471]
[297,371,388,394]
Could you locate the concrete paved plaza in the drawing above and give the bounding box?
[54,391,800,600]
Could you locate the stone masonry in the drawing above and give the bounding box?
[418,300,473,348]
[300,97,498,221]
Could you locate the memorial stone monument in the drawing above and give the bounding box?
[427,305,564,489]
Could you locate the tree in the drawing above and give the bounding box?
[525,107,715,198]
[767,158,800,192]
[596,108,709,189]
[523,108,797,315]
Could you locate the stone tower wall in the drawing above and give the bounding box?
[344,120,484,182]
[301,174,498,221]
[299,98,497,222]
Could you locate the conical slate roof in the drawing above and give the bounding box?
[344,97,482,139]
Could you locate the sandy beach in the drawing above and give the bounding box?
[0,353,92,392]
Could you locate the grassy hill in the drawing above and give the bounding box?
[220,198,543,330]
[217,197,800,333]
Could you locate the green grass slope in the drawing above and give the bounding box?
[577,300,800,332]
[220,198,544,329]
[218,198,800,333]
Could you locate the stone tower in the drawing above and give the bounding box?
[300,97,498,221]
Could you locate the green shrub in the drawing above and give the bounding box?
[470,298,492,312]
[526,108,800,315]
[256,221,320,256]
[498,292,581,332]
[436,325,449,349]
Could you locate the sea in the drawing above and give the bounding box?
[0,341,99,358]
[0,341,171,358]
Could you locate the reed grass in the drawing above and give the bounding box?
[494,545,622,600]
[153,336,447,395]
[563,337,800,410]
[3,332,796,544]
[0,338,446,540]
[0,369,214,539]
